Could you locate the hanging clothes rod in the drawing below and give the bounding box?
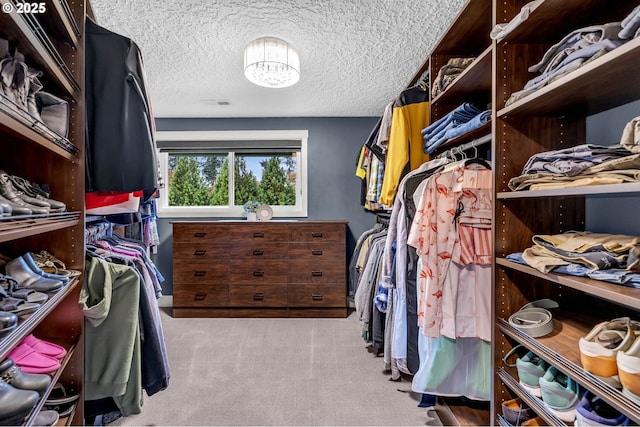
[435,133,492,159]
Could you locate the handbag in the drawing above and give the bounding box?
[35,91,69,138]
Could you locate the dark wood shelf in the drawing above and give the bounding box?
[498,316,640,424]
[498,37,640,117]
[499,0,635,44]
[496,258,640,310]
[0,2,79,96]
[431,46,492,107]
[0,277,79,361]
[498,367,567,426]
[41,0,81,45]
[498,182,640,199]
[0,212,81,243]
[24,338,79,426]
[0,102,79,159]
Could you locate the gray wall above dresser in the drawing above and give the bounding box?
[154,117,379,295]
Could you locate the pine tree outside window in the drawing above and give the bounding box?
[156,130,308,218]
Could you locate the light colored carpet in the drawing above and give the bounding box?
[109,309,442,426]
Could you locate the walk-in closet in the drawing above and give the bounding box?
[1,0,640,425]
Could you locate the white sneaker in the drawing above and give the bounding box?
[579,317,640,388]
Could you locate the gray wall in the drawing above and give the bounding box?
[585,99,640,235]
[154,117,379,295]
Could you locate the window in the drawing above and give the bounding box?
[156,130,308,218]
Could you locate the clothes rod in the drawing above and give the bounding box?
[435,133,492,159]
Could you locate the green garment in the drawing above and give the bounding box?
[80,257,142,416]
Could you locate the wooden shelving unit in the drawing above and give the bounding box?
[0,1,88,424]
[493,0,640,424]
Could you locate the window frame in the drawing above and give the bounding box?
[156,130,308,218]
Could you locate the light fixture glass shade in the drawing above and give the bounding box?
[244,37,300,88]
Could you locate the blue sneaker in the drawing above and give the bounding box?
[516,351,549,397]
[539,366,580,422]
[575,391,629,426]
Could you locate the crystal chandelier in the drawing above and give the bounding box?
[244,37,300,88]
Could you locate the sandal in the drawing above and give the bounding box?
[44,382,79,417]
[0,285,39,316]
[31,251,80,278]
[0,274,47,304]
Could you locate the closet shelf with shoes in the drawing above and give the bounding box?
[0,2,79,96]
[0,212,80,243]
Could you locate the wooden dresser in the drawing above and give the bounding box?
[172,220,348,318]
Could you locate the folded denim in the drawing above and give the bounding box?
[524,38,623,92]
[528,22,622,73]
[425,110,491,154]
[421,103,482,139]
[619,5,640,39]
[522,144,631,176]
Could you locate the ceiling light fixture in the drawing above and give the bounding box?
[244,37,300,88]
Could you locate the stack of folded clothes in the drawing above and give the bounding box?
[509,115,640,191]
[507,231,640,287]
[505,5,640,106]
[431,57,475,97]
[421,103,491,153]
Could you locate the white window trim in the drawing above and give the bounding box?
[156,130,308,218]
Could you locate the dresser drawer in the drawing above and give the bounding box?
[230,260,287,283]
[173,224,230,242]
[174,262,229,284]
[288,259,345,283]
[288,224,345,242]
[229,284,288,307]
[288,242,344,260]
[230,242,288,259]
[288,284,345,307]
[231,225,288,242]
[173,283,229,307]
[173,242,230,260]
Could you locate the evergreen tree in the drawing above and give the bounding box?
[210,159,230,205]
[234,157,261,205]
[259,157,296,205]
[168,156,211,206]
[201,155,224,186]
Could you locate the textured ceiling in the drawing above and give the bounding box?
[90,0,466,118]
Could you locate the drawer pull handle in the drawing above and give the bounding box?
[312,294,324,301]
[253,293,265,301]
[253,250,264,256]
[312,250,323,256]
[253,270,265,277]
[194,293,206,301]
[194,250,207,256]
[253,232,264,238]
[311,232,323,238]
[194,271,206,277]
[194,232,206,238]
[312,271,323,277]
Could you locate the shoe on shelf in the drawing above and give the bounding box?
[0,285,40,317]
[44,382,79,418]
[579,317,640,388]
[0,358,50,395]
[0,194,31,216]
[0,310,18,339]
[22,253,70,284]
[7,343,60,374]
[33,409,59,426]
[617,335,640,404]
[31,250,79,278]
[516,351,550,397]
[0,274,48,304]
[8,175,65,212]
[501,397,535,425]
[20,334,66,360]
[574,391,629,426]
[4,256,64,293]
[521,417,546,426]
[539,366,580,423]
[0,380,39,426]
[0,171,49,215]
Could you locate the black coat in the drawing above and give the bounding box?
[85,19,157,197]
